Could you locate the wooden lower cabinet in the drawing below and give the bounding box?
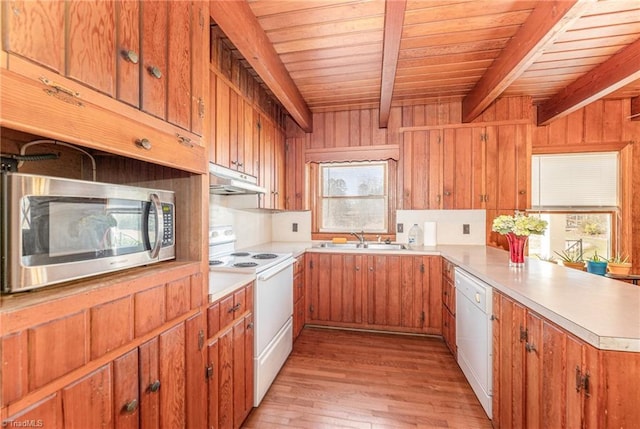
[492,290,640,428]
[206,281,254,429]
[306,253,442,335]
[293,255,305,342]
[442,259,456,357]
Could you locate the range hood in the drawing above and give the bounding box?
[209,163,266,195]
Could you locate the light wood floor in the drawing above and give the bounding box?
[243,327,493,429]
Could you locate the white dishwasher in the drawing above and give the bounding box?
[455,268,493,418]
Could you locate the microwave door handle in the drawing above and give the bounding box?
[148,193,164,259]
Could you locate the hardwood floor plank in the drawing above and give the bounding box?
[242,328,492,429]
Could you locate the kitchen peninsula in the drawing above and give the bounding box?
[212,241,640,427]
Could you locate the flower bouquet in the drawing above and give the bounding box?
[492,212,548,267]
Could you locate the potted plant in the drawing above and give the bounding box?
[586,251,608,275]
[608,254,632,275]
[553,249,585,271]
[492,212,548,267]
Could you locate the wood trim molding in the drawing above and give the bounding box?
[462,0,591,123]
[379,0,406,128]
[537,38,640,126]
[399,118,531,133]
[531,141,631,154]
[305,145,400,163]
[209,1,312,132]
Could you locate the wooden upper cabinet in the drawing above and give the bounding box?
[140,0,168,120]
[3,0,65,73]
[116,0,141,107]
[402,130,441,210]
[67,0,116,97]
[443,128,474,209]
[3,0,207,138]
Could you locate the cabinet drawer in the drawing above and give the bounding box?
[442,259,456,284]
[442,279,456,314]
[207,282,254,338]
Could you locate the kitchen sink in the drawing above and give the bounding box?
[317,242,407,250]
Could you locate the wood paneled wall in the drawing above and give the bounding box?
[285,96,640,271]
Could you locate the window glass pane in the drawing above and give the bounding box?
[322,164,385,197]
[321,197,386,232]
[318,161,388,233]
[528,213,612,261]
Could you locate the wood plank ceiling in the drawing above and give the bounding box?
[234,0,640,127]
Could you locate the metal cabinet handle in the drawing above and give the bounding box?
[148,66,162,79]
[136,138,152,150]
[444,191,452,196]
[228,303,241,313]
[122,50,139,64]
[247,322,254,329]
[525,342,537,353]
[355,266,360,271]
[369,267,374,271]
[149,379,161,393]
[123,398,138,413]
[176,134,193,148]
[519,190,526,195]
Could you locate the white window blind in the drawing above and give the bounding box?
[531,152,618,208]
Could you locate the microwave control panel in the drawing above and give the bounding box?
[161,203,174,246]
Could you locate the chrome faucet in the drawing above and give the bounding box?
[350,230,366,244]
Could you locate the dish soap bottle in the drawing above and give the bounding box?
[408,223,423,249]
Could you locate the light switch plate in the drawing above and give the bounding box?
[292,223,298,232]
[397,223,404,233]
[463,224,470,234]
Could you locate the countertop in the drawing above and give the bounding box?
[208,241,640,352]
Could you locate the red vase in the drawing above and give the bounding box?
[505,233,528,267]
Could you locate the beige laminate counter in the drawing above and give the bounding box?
[210,242,640,352]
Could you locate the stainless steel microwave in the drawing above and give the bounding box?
[1,173,175,293]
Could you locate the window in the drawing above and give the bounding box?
[529,153,618,260]
[317,161,388,233]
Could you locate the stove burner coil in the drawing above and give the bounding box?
[234,262,259,268]
[252,253,278,260]
[231,252,250,257]
[209,260,224,266]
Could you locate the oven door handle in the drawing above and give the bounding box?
[257,258,295,281]
[148,193,164,259]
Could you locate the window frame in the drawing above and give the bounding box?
[309,160,397,240]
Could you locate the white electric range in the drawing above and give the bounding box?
[208,225,294,407]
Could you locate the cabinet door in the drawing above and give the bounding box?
[3,0,64,73]
[158,323,186,429]
[139,337,160,428]
[185,313,207,429]
[166,0,191,130]
[307,253,364,326]
[207,339,220,429]
[62,364,113,429]
[367,255,402,327]
[217,327,234,429]
[2,394,63,429]
[525,311,542,429]
[442,128,473,209]
[190,0,207,136]
[242,99,256,176]
[67,0,116,96]
[259,118,275,209]
[215,76,231,168]
[274,129,287,210]
[116,0,140,107]
[114,349,140,429]
[491,292,527,429]
[402,130,441,209]
[140,1,168,119]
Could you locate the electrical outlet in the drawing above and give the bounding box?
[463,224,470,234]
[397,223,404,233]
[292,223,298,232]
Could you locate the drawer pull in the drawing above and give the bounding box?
[39,76,83,106]
[136,138,152,150]
[177,134,193,148]
[122,49,139,64]
[228,303,241,313]
[148,66,162,79]
[123,398,138,413]
[149,380,161,393]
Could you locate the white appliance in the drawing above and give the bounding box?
[209,225,294,406]
[455,268,493,418]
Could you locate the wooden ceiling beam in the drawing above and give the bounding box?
[210,1,312,132]
[461,0,594,123]
[538,38,640,125]
[379,0,406,128]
